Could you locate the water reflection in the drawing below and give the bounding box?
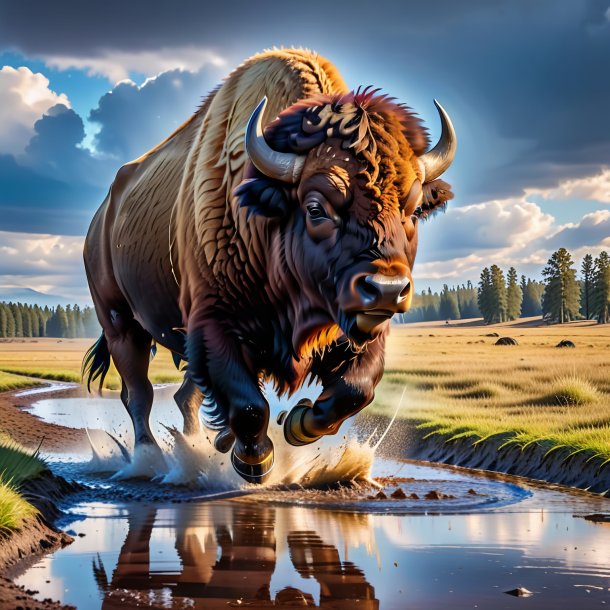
[91,503,378,609]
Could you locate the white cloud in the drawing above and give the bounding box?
[416,170,610,287]
[528,168,610,203]
[42,46,226,84]
[0,231,88,301]
[417,196,554,263]
[0,66,70,155]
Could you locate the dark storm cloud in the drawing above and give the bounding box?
[89,68,217,161]
[0,66,224,234]
[0,153,104,233]
[0,0,609,204]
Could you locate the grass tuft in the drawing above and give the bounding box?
[0,481,37,531]
[547,374,599,405]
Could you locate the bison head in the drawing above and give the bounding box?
[235,90,455,352]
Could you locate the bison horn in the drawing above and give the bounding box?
[419,100,457,182]
[245,97,306,183]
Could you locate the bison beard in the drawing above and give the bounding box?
[83,48,455,483]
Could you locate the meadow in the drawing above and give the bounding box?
[0,337,182,390]
[374,319,610,462]
[0,320,608,465]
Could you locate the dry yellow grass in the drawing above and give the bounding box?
[0,338,182,390]
[0,322,609,462]
[373,319,610,460]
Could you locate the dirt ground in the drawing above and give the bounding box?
[0,386,88,453]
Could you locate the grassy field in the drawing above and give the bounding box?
[0,337,182,390]
[0,322,609,466]
[373,319,610,463]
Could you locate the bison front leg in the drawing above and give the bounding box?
[187,312,273,484]
[284,336,385,445]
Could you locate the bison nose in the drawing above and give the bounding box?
[354,273,411,311]
[364,273,411,310]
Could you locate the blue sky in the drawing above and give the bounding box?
[0,0,608,302]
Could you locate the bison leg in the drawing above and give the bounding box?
[107,316,166,475]
[284,336,385,445]
[187,313,273,484]
[173,374,203,436]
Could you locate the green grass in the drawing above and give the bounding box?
[0,482,37,530]
[547,374,599,405]
[0,338,183,391]
[0,436,45,531]
[0,434,46,487]
[369,321,610,464]
[0,367,79,383]
[0,371,44,392]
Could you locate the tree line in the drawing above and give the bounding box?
[398,248,610,324]
[0,303,100,338]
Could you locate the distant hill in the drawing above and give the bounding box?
[0,287,77,307]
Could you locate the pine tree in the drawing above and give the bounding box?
[580,254,595,320]
[439,284,460,320]
[0,305,7,337]
[5,306,15,337]
[506,267,522,321]
[521,279,543,316]
[10,304,23,337]
[478,267,493,323]
[489,265,508,323]
[22,305,32,337]
[592,251,610,324]
[541,248,581,323]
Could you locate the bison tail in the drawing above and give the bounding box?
[82,333,111,393]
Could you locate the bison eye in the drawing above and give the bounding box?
[306,201,328,221]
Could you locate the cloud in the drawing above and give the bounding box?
[528,168,610,204]
[0,66,69,154]
[0,62,221,234]
[545,210,610,250]
[0,153,106,235]
[89,67,218,160]
[415,169,610,285]
[0,230,88,300]
[417,197,554,262]
[43,46,226,84]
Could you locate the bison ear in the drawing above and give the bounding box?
[233,177,293,219]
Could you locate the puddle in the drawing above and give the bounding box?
[17,499,610,609]
[17,386,610,608]
[14,381,80,397]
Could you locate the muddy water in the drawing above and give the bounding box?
[16,387,610,609]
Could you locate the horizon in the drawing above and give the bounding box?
[0,0,609,301]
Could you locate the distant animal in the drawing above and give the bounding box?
[556,339,575,348]
[495,337,518,346]
[83,48,456,483]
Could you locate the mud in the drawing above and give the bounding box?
[401,422,610,495]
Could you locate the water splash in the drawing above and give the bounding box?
[83,381,405,491]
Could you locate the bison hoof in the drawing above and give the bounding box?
[214,427,235,454]
[283,399,322,447]
[231,437,274,484]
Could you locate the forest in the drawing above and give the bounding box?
[397,248,610,324]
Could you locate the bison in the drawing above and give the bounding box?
[83,48,456,483]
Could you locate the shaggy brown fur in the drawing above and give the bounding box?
[84,48,454,482]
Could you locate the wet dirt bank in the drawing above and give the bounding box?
[0,470,76,610]
[377,418,610,495]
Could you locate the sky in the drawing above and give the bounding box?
[0,0,609,303]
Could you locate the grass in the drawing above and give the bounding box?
[0,483,38,530]
[0,371,44,392]
[0,435,45,531]
[371,319,610,463]
[1,323,609,472]
[0,337,183,391]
